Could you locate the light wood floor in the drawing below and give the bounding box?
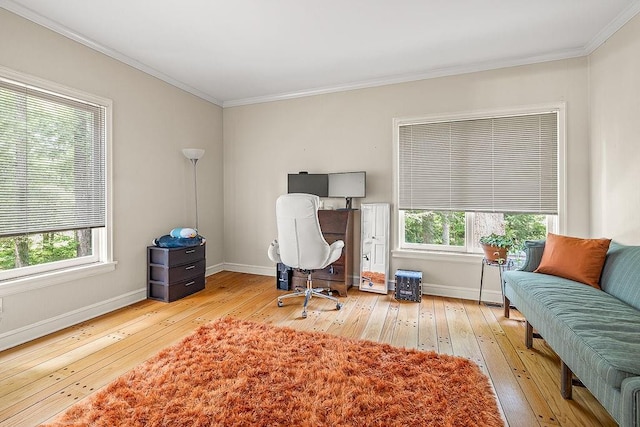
[0,272,616,426]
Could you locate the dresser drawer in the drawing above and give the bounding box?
[148,244,205,268]
[149,275,205,302]
[149,259,206,283]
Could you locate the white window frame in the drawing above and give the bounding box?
[392,103,566,256]
[0,66,114,293]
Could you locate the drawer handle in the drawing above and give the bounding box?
[185,281,195,287]
[185,265,196,270]
[185,249,196,254]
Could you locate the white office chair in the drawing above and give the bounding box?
[268,193,344,318]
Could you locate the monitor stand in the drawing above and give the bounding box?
[344,197,352,210]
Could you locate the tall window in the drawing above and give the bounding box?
[0,71,109,282]
[395,105,563,254]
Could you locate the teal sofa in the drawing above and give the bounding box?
[503,241,640,427]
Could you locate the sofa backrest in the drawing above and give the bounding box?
[600,242,640,311]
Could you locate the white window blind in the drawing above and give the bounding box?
[0,78,106,237]
[398,112,558,214]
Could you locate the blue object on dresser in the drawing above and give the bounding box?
[153,234,204,248]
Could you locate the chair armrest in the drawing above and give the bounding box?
[327,240,345,266]
[622,376,640,427]
[518,239,546,272]
[267,240,281,264]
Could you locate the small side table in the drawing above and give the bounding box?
[478,257,515,305]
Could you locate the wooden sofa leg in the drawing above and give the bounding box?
[561,361,573,399]
[503,296,510,318]
[525,321,533,349]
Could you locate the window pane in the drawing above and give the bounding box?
[403,210,465,246]
[505,213,550,251]
[473,212,553,252]
[473,212,508,251]
[0,229,92,270]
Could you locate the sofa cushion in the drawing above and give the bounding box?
[600,242,640,311]
[534,233,611,288]
[504,270,640,388]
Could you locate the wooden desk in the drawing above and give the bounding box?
[291,209,354,296]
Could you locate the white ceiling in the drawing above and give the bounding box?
[2,0,640,107]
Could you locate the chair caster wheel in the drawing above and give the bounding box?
[277,300,283,307]
[336,303,343,310]
[301,311,307,318]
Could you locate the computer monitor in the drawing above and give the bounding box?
[287,173,328,197]
[328,171,366,209]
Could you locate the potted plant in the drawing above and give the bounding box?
[479,233,513,264]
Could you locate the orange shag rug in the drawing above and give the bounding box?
[43,318,503,427]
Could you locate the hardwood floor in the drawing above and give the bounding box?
[0,272,616,426]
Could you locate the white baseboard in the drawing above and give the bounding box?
[223,263,274,276]
[206,262,224,276]
[420,282,503,304]
[0,287,147,352]
[227,264,503,304]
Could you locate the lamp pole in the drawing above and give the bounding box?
[182,148,205,233]
[190,157,200,232]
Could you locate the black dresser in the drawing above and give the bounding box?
[147,243,206,302]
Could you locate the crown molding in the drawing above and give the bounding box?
[222,47,586,107]
[0,0,223,107]
[583,0,640,54]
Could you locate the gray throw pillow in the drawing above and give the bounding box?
[519,240,546,272]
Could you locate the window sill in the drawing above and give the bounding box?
[0,261,118,297]
[392,248,483,264]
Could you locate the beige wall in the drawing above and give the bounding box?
[589,13,640,244]
[0,9,224,347]
[224,58,590,301]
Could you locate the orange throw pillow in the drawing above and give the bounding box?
[534,233,611,289]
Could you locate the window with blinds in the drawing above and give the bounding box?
[0,71,109,279]
[395,106,562,253]
[398,112,558,214]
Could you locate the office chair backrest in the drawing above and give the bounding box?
[275,193,331,270]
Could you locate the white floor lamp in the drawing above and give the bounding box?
[182,148,205,232]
